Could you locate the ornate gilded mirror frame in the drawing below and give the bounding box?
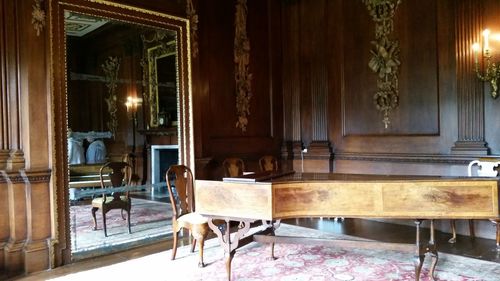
[49,0,192,266]
[141,32,178,128]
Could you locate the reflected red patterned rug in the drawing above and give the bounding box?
[70,198,172,257]
[52,224,500,281]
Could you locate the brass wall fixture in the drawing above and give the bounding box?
[472,29,500,99]
[363,0,402,128]
[101,56,121,139]
[234,0,253,132]
[32,0,45,36]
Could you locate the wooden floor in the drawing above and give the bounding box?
[11,216,499,280]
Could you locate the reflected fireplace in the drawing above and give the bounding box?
[151,145,179,190]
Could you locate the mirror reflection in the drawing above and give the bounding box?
[65,11,178,260]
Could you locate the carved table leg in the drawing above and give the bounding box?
[448,220,457,243]
[208,218,252,281]
[261,219,281,260]
[490,219,500,251]
[428,220,438,281]
[414,220,425,281]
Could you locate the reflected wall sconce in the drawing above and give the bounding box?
[473,29,500,99]
[125,96,142,154]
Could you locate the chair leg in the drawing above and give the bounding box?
[127,208,131,234]
[496,221,500,251]
[197,237,205,268]
[191,238,196,253]
[102,209,107,237]
[171,230,178,260]
[91,207,98,230]
[448,220,457,243]
[121,209,126,220]
[468,219,475,239]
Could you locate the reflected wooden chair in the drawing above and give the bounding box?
[222,157,245,177]
[167,165,209,267]
[449,159,500,250]
[259,155,279,172]
[91,161,132,237]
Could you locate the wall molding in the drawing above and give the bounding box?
[334,152,478,165]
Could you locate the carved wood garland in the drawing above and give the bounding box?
[363,0,401,128]
[234,0,252,132]
[186,0,199,58]
[32,0,46,36]
[101,56,121,138]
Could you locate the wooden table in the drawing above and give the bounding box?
[195,172,500,281]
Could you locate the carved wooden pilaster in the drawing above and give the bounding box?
[303,141,333,172]
[22,169,51,273]
[451,0,488,155]
[0,171,8,274]
[280,141,302,172]
[1,0,25,169]
[282,1,301,145]
[1,169,51,276]
[2,170,27,276]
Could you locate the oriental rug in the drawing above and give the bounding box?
[70,197,173,260]
[55,224,499,281]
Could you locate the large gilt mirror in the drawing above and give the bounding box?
[51,0,193,264]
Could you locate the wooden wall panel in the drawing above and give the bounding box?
[196,0,283,170]
[343,0,439,135]
[283,0,466,167]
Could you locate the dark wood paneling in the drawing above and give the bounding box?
[344,0,439,135]
[197,0,282,160]
[283,0,459,158]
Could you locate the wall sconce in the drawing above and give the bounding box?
[473,29,500,99]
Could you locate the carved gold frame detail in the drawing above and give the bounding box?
[234,0,252,132]
[32,0,46,36]
[101,56,121,138]
[186,0,198,58]
[141,33,178,128]
[363,0,402,128]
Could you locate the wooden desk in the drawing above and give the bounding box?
[195,172,500,281]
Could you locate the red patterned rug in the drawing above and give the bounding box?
[54,224,500,281]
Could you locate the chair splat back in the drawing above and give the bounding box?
[259,155,279,172]
[100,162,132,200]
[222,157,245,177]
[166,165,195,218]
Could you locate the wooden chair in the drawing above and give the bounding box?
[167,165,210,267]
[259,155,279,172]
[449,159,500,250]
[91,161,132,237]
[222,157,245,177]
